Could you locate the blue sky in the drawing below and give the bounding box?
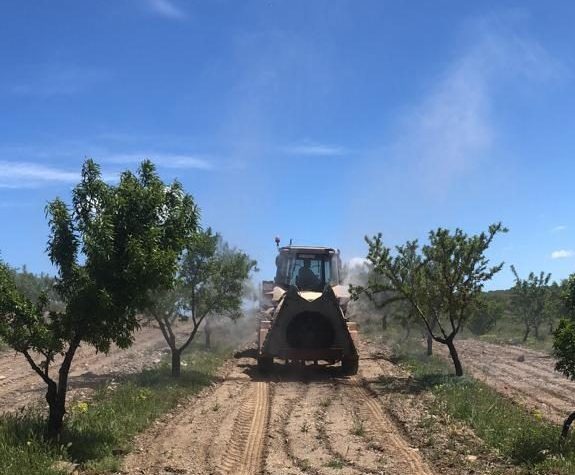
[1,0,574,289]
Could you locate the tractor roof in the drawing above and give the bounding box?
[279,246,338,254]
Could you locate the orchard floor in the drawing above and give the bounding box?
[121,339,515,475]
[441,339,575,424]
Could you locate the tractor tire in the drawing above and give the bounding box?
[257,356,273,374]
[341,357,359,375]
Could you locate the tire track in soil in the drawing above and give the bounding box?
[352,344,436,475]
[217,381,271,475]
[124,340,438,475]
[122,359,252,475]
[317,382,383,475]
[348,383,434,475]
[285,381,362,475]
[185,379,251,475]
[264,382,307,475]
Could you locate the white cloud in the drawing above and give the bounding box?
[551,249,575,259]
[145,0,186,20]
[0,157,207,189]
[552,225,567,233]
[283,143,347,157]
[0,161,79,188]
[390,16,562,195]
[0,144,215,190]
[103,153,213,170]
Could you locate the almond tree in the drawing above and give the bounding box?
[148,228,257,377]
[510,266,552,341]
[0,159,197,437]
[553,274,575,436]
[466,295,505,336]
[352,223,506,376]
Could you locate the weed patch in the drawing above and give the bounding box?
[394,349,575,472]
[0,349,225,474]
[350,413,365,436]
[325,457,344,469]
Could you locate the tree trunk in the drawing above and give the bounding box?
[172,349,182,377]
[381,313,388,331]
[46,340,79,438]
[46,382,65,439]
[426,331,433,356]
[426,315,438,356]
[446,338,463,377]
[204,321,211,350]
[522,324,530,342]
[402,323,411,342]
[534,323,541,340]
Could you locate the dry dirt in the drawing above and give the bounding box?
[121,340,514,475]
[1,327,537,474]
[448,339,575,424]
[0,324,168,412]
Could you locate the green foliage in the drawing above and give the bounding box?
[553,319,575,380]
[511,266,553,341]
[561,274,575,320]
[0,159,198,436]
[554,275,575,381]
[352,223,506,375]
[0,411,64,475]
[149,228,257,375]
[554,275,575,383]
[325,458,344,469]
[0,263,47,355]
[466,295,505,336]
[9,266,59,307]
[181,229,257,322]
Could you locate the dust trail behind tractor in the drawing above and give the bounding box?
[257,244,359,374]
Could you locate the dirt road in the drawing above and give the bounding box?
[0,325,168,412]
[122,342,437,475]
[452,340,575,424]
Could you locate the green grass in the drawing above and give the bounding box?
[0,348,225,475]
[460,312,557,353]
[393,348,575,473]
[350,413,365,437]
[325,457,344,469]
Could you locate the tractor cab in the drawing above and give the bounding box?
[274,246,342,292]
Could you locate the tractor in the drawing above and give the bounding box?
[258,242,359,374]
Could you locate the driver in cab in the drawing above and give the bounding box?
[296,259,321,290]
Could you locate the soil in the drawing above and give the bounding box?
[0,327,531,474]
[121,339,516,475]
[446,339,575,424]
[0,324,169,411]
